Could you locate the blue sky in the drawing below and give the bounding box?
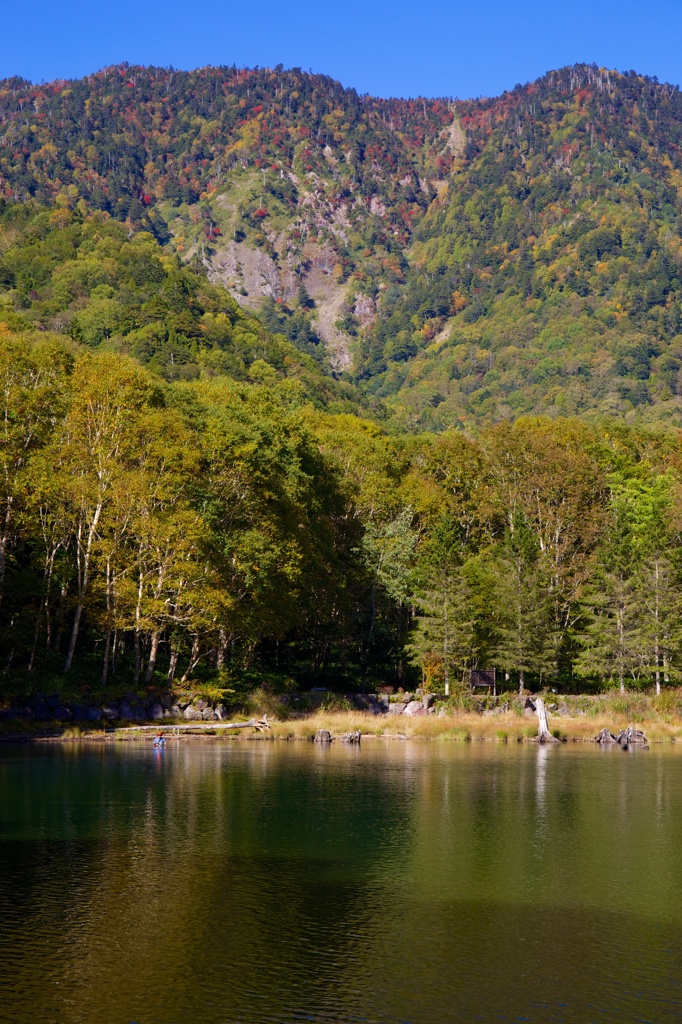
[5,0,682,98]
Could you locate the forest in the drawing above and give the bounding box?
[3,65,682,697]
[3,315,682,696]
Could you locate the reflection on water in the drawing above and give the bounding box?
[1,741,682,1023]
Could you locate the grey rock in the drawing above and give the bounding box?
[423,694,436,709]
[30,700,52,722]
[86,707,103,722]
[404,700,425,717]
[54,706,72,721]
[341,731,361,744]
[214,704,226,720]
[176,698,191,709]
[556,706,571,717]
[313,729,332,743]
[71,705,89,722]
[148,702,164,721]
[102,703,120,721]
[194,698,208,711]
[8,706,32,721]
[201,707,217,721]
[45,694,62,710]
[128,704,145,722]
[118,701,132,719]
[184,705,202,721]
[388,702,407,715]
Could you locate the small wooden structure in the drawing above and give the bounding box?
[470,668,496,697]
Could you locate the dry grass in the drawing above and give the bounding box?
[260,709,682,743]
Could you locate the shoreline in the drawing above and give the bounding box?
[2,710,682,744]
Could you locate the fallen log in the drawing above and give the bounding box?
[533,697,559,744]
[115,716,270,735]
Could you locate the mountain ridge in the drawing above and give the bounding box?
[4,62,682,428]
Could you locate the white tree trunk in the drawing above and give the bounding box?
[535,698,559,744]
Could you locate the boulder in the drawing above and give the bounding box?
[201,707,217,721]
[214,704,226,720]
[183,705,202,721]
[404,700,425,717]
[595,728,617,744]
[8,706,32,721]
[194,699,208,711]
[102,703,120,721]
[341,731,361,744]
[128,704,145,722]
[86,707,103,722]
[388,702,407,715]
[30,700,52,722]
[118,701,132,719]
[423,694,436,710]
[148,702,164,721]
[71,705,89,722]
[313,729,332,743]
[54,706,72,721]
[45,694,62,710]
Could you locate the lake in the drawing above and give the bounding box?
[1,740,681,1024]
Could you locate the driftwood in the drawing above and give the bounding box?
[116,716,270,734]
[533,698,559,744]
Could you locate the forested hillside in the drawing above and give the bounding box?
[4,63,682,427]
[5,62,682,698]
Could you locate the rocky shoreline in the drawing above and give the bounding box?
[0,689,441,727]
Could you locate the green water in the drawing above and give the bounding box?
[1,741,682,1024]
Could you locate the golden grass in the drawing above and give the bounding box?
[15,706,682,744]
[260,709,682,743]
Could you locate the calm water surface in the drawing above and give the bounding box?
[1,740,682,1024]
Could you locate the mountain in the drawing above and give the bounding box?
[3,63,682,428]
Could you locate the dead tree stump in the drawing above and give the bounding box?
[595,728,618,744]
[534,697,559,744]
